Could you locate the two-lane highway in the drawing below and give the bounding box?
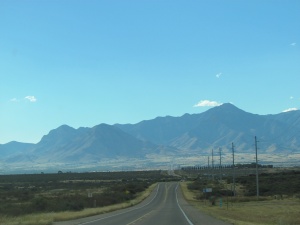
[54,182,231,225]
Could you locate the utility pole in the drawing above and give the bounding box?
[219,147,222,181]
[232,142,235,196]
[208,156,210,168]
[212,149,214,169]
[255,136,259,199]
[212,149,214,180]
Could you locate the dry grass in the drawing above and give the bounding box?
[0,183,157,225]
[53,183,156,222]
[180,182,300,225]
[0,214,54,225]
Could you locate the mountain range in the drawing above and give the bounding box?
[1,103,300,172]
[116,103,300,153]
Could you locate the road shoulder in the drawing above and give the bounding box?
[178,182,232,225]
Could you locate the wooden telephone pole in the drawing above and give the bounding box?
[232,142,236,196]
[255,136,259,199]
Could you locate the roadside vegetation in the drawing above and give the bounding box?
[0,170,177,225]
[181,169,300,225]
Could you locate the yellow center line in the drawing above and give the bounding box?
[164,183,170,203]
[125,210,154,225]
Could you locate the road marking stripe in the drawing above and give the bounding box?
[175,183,194,225]
[79,184,160,225]
[125,210,153,225]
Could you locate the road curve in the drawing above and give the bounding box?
[54,182,231,225]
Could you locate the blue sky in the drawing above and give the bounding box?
[1,0,299,144]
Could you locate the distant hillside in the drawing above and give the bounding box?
[1,103,300,173]
[116,103,300,153]
[0,141,34,157]
[2,124,174,164]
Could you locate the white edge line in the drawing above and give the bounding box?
[80,184,160,225]
[175,183,194,225]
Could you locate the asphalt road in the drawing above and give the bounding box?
[54,182,232,225]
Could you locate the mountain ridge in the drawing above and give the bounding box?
[115,103,300,153]
[1,103,300,172]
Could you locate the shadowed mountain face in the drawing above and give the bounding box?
[0,141,34,157]
[1,103,300,167]
[116,103,300,153]
[14,124,167,163]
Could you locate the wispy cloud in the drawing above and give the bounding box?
[216,72,222,78]
[10,98,19,102]
[282,108,298,113]
[290,43,296,46]
[24,96,37,102]
[193,100,222,107]
[290,96,294,100]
